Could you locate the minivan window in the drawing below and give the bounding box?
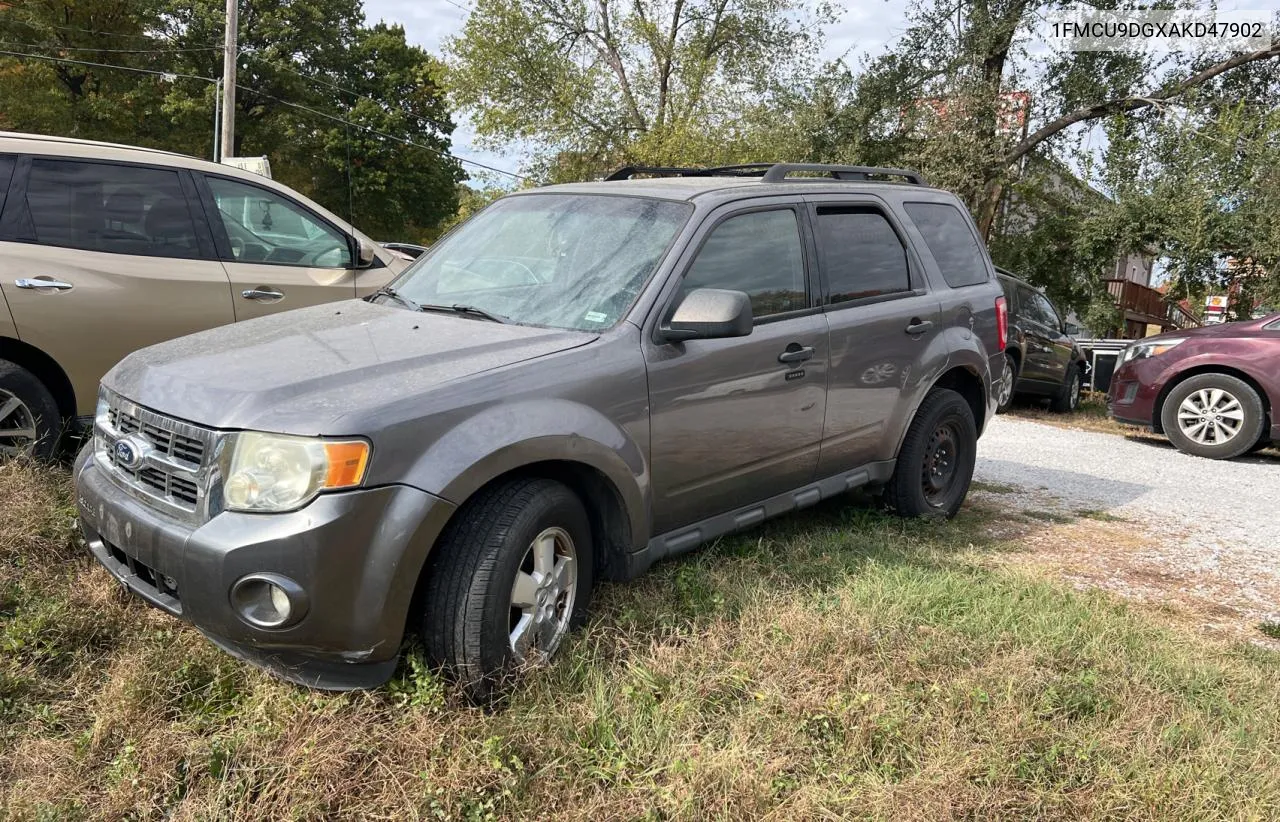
[904,202,989,288]
[680,209,807,319]
[23,159,201,259]
[0,155,14,214]
[397,194,691,331]
[816,207,910,304]
[206,176,352,268]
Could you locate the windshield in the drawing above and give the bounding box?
[394,194,691,330]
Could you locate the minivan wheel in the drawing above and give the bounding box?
[1160,373,1264,460]
[885,388,977,519]
[0,361,62,460]
[1049,363,1082,413]
[996,357,1017,413]
[422,477,593,701]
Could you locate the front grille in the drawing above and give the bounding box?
[96,391,216,519]
[108,407,207,466]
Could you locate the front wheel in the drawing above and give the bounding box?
[1160,373,1264,460]
[1049,363,1082,413]
[421,477,593,701]
[885,388,978,519]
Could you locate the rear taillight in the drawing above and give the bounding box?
[995,296,1008,351]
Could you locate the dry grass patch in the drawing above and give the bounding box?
[3,464,1280,819]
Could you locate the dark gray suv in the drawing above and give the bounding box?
[75,163,1009,696]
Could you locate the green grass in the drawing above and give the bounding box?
[2,462,1279,819]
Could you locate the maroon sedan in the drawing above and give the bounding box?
[1108,314,1280,459]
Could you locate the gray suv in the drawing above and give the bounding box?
[75,163,1009,696]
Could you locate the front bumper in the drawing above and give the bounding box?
[1106,356,1162,429]
[76,450,455,690]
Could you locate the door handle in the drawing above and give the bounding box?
[15,277,74,291]
[241,287,285,302]
[778,344,815,364]
[905,318,934,335]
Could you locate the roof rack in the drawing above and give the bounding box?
[602,162,927,185]
[760,163,926,185]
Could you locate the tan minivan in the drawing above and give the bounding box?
[0,132,409,457]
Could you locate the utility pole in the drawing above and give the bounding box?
[219,0,238,160]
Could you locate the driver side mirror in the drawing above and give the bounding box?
[1064,322,1081,337]
[658,288,753,342]
[356,237,377,269]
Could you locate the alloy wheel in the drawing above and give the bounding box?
[509,526,578,661]
[1177,388,1245,445]
[998,361,1014,407]
[1069,375,1081,410]
[0,390,39,458]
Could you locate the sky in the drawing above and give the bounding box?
[361,0,1280,183]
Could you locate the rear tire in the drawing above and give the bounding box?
[1049,363,1082,413]
[996,355,1018,413]
[885,388,977,519]
[1160,373,1264,460]
[0,360,62,460]
[421,477,594,702]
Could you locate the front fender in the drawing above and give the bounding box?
[399,399,650,549]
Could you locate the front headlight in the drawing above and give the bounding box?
[1121,337,1186,363]
[221,432,370,513]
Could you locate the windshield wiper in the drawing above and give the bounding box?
[418,303,509,324]
[367,286,421,311]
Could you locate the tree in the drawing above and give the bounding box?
[446,0,836,180]
[0,0,462,240]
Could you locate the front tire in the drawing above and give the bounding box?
[0,361,62,460]
[1049,363,1082,413]
[421,477,594,701]
[885,388,977,519]
[1160,373,1264,460]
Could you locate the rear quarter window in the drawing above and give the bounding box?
[0,155,14,215]
[904,201,990,288]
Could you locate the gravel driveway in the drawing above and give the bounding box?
[974,416,1280,639]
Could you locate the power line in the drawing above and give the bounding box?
[0,49,216,82]
[0,48,526,180]
[0,41,221,55]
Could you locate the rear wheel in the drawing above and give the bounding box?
[1049,363,1082,413]
[421,477,594,701]
[0,361,62,460]
[885,388,977,519]
[996,355,1018,413]
[1161,373,1264,460]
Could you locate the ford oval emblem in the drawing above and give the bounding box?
[113,435,149,469]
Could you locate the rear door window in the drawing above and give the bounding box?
[904,201,990,288]
[814,207,910,304]
[22,159,203,259]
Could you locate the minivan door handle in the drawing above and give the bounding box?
[778,344,815,364]
[905,318,934,335]
[15,277,74,291]
[241,287,285,302]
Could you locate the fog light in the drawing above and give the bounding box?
[230,573,308,629]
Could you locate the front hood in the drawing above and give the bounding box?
[105,300,596,433]
[1145,315,1274,341]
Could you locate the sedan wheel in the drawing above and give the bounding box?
[1176,388,1245,446]
[1160,373,1264,460]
